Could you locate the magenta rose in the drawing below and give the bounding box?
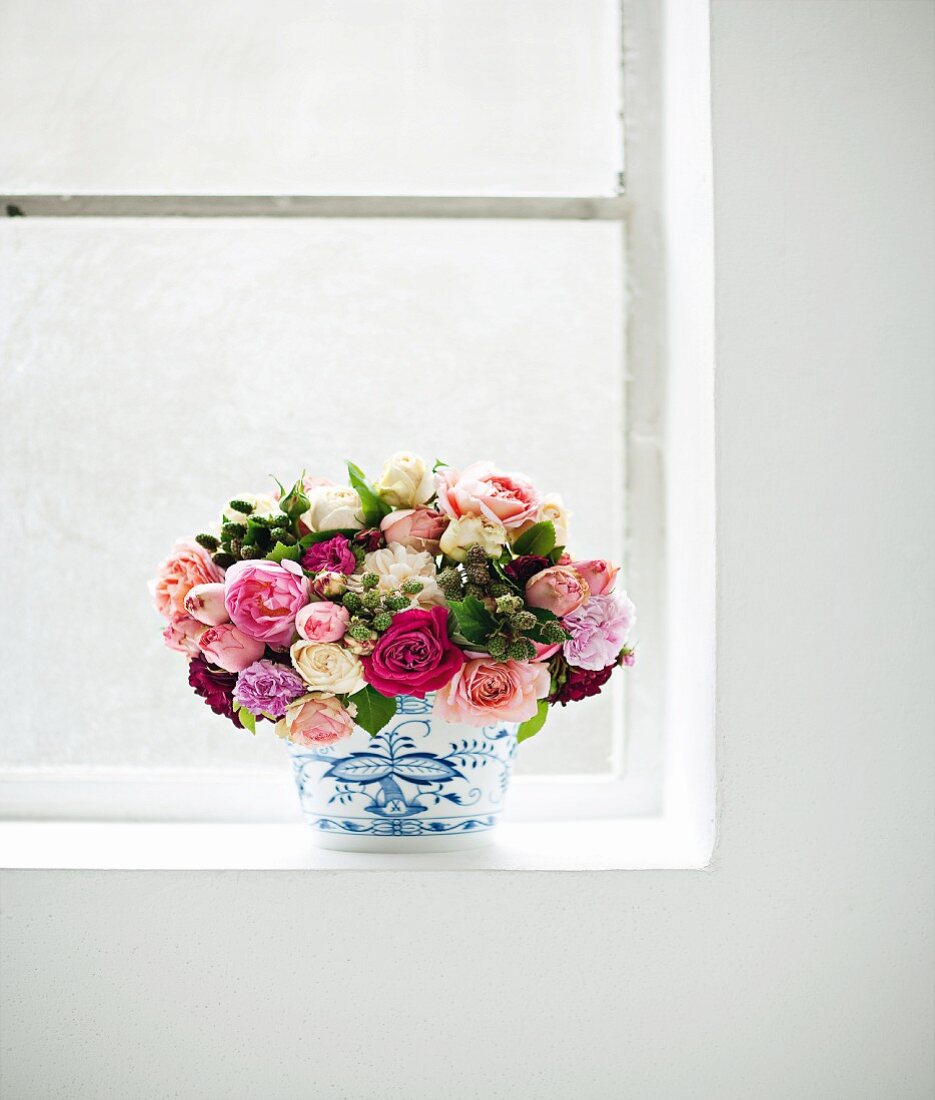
[301,535,357,575]
[224,559,309,648]
[361,606,465,698]
[435,462,540,529]
[570,559,620,597]
[380,508,450,555]
[197,622,266,673]
[525,565,589,617]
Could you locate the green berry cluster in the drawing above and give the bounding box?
[199,500,295,569]
[339,581,411,643]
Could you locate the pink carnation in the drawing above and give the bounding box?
[435,462,540,530]
[224,559,309,649]
[433,658,550,727]
[562,593,636,671]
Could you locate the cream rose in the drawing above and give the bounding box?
[362,545,445,607]
[439,515,508,562]
[302,485,364,532]
[374,451,435,509]
[538,493,570,547]
[290,641,365,695]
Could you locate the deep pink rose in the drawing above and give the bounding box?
[433,658,550,727]
[224,559,309,648]
[362,606,464,698]
[151,539,223,621]
[525,565,589,617]
[435,462,540,529]
[570,559,619,597]
[198,622,266,673]
[295,601,350,643]
[380,508,450,555]
[301,535,357,575]
[162,617,205,657]
[184,582,230,626]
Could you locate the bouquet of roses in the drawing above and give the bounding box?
[150,454,636,747]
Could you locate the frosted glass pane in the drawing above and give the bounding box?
[0,0,622,195]
[0,219,624,776]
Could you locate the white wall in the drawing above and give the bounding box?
[2,3,933,1097]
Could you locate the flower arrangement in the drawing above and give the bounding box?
[150,454,636,747]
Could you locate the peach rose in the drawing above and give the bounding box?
[525,565,589,617]
[150,539,223,621]
[570,559,619,598]
[435,462,540,529]
[198,623,266,673]
[380,508,450,555]
[433,658,550,727]
[275,694,356,747]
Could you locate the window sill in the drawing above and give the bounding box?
[0,818,712,872]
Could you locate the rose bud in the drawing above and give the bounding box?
[197,622,266,673]
[184,582,231,626]
[380,508,450,555]
[310,570,347,600]
[295,601,350,643]
[570,559,620,598]
[279,477,311,520]
[525,565,590,617]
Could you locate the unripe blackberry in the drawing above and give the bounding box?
[361,572,380,591]
[385,593,409,612]
[229,538,243,557]
[348,622,374,642]
[490,581,511,597]
[228,499,255,515]
[465,544,488,568]
[496,594,523,615]
[437,566,464,599]
[541,620,568,644]
[195,533,219,552]
[240,544,263,559]
[270,527,288,543]
[373,611,393,632]
[212,551,235,569]
[507,637,537,662]
[509,610,537,632]
[362,590,382,610]
[401,578,424,595]
[487,634,508,659]
[221,521,247,540]
[342,591,363,613]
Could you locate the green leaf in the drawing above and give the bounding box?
[548,544,566,564]
[298,528,360,548]
[234,704,257,734]
[266,541,301,563]
[511,520,556,557]
[346,461,392,527]
[432,457,449,472]
[448,594,496,644]
[348,685,398,737]
[517,700,549,743]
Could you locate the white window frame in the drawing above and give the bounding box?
[0,1,714,856]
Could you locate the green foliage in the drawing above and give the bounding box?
[346,461,392,527]
[266,541,302,563]
[299,528,360,548]
[511,521,556,557]
[517,700,549,743]
[234,704,257,734]
[548,544,566,565]
[448,594,496,644]
[348,685,397,737]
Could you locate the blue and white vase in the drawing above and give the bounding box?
[287,693,518,852]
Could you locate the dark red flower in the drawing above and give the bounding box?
[353,528,385,552]
[301,534,357,574]
[549,662,616,706]
[503,554,550,588]
[362,605,465,698]
[188,653,243,728]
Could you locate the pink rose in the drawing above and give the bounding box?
[184,582,230,626]
[162,617,205,657]
[380,508,450,555]
[150,539,223,621]
[563,593,636,671]
[295,601,350,643]
[198,622,266,673]
[275,694,355,747]
[433,658,550,727]
[435,462,540,530]
[570,559,619,597]
[525,565,589,617]
[362,606,465,698]
[224,559,309,648]
[300,535,357,575]
[531,641,561,662]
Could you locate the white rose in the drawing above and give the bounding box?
[374,451,435,509]
[289,641,365,696]
[222,492,281,523]
[538,493,570,547]
[362,545,446,607]
[439,515,507,562]
[302,485,364,532]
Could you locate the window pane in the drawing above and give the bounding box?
[0,0,622,195]
[0,218,624,776]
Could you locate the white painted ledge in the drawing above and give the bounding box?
[0,819,711,872]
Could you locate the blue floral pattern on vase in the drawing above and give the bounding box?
[288,693,518,838]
